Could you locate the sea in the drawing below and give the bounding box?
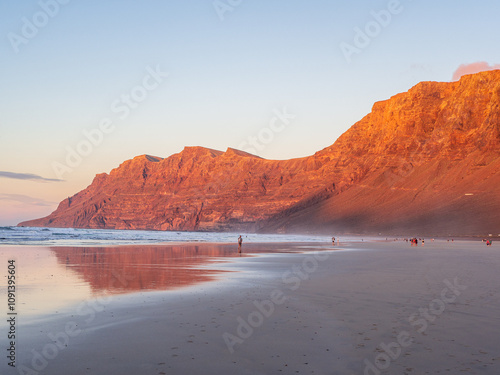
[0,226,340,246]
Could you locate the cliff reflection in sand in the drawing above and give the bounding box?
[50,244,242,295]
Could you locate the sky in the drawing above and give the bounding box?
[1,0,500,226]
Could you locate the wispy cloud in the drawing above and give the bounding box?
[0,171,63,182]
[452,62,500,81]
[0,193,56,207]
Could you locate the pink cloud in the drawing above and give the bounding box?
[452,62,500,81]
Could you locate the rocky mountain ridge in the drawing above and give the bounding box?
[20,71,500,236]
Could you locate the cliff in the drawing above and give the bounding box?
[20,71,500,236]
[262,71,500,235]
[21,147,334,231]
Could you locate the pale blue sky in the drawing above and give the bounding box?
[1,0,500,225]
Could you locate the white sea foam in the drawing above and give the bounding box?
[0,226,360,246]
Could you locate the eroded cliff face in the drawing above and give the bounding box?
[262,71,500,235]
[20,71,500,235]
[21,147,336,231]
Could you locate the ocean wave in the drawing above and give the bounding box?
[0,227,337,247]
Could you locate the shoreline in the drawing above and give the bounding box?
[10,224,500,238]
[3,225,497,249]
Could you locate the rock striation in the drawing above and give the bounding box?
[20,71,500,236]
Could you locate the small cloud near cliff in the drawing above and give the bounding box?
[0,171,62,182]
[452,62,500,81]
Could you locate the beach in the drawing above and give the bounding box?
[2,240,500,374]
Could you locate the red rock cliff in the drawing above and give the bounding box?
[263,71,500,235]
[20,71,500,236]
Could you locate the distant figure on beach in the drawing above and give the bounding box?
[486,240,492,246]
[238,235,243,253]
[332,237,335,245]
[422,239,425,246]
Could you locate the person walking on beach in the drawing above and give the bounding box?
[238,235,243,253]
[332,237,335,245]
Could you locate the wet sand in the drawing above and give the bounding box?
[4,240,500,374]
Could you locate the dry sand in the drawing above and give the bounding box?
[8,240,500,375]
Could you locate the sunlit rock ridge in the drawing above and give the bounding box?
[20,71,500,236]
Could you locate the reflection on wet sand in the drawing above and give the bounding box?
[0,243,327,322]
[50,244,245,295]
